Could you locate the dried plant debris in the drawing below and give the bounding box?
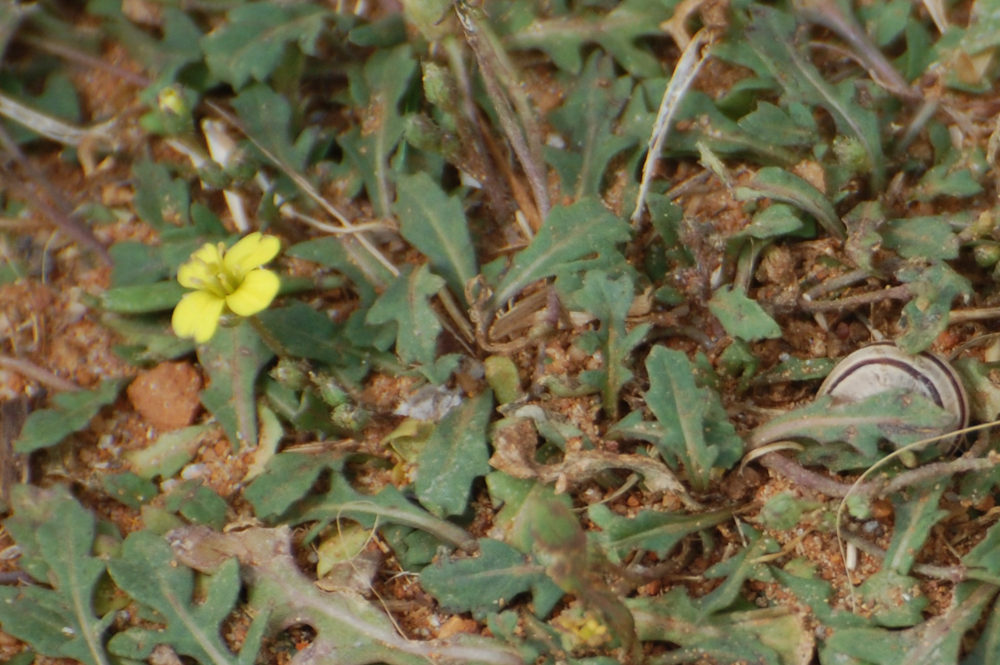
[5,0,1000,663]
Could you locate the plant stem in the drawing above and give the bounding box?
[758,450,1000,500]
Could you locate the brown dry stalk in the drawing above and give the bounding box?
[758,450,999,500]
[0,354,80,393]
[797,283,912,312]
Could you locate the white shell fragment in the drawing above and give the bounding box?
[818,341,969,438]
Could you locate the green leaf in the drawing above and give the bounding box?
[744,5,886,188]
[965,592,1000,664]
[245,451,346,520]
[2,72,81,144]
[526,496,639,658]
[201,2,330,88]
[771,566,868,628]
[629,587,812,664]
[963,513,1000,580]
[707,285,782,341]
[198,320,274,449]
[231,84,314,173]
[147,8,206,83]
[394,173,479,304]
[491,198,631,306]
[132,159,190,229]
[735,166,844,240]
[758,492,822,530]
[881,481,948,577]
[0,487,113,665]
[735,203,807,241]
[642,347,743,491]
[573,271,651,418]
[545,53,637,198]
[414,391,493,517]
[505,0,670,76]
[825,584,996,665]
[882,216,959,260]
[915,159,986,200]
[751,356,835,386]
[287,236,395,304]
[896,262,972,353]
[125,425,216,481]
[338,45,417,217]
[289,478,475,550]
[753,391,957,469]
[697,528,775,617]
[166,525,518,665]
[588,503,732,562]
[99,280,186,313]
[91,6,203,86]
[15,379,126,453]
[421,538,552,615]
[856,570,928,628]
[101,472,158,509]
[109,241,169,287]
[107,531,242,665]
[666,91,799,163]
[736,101,817,147]
[365,264,445,367]
[255,301,359,365]
[486,472,575,553]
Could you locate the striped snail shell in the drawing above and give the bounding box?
[818,341,969,439]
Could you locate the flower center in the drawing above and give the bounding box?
[218,264,241,294]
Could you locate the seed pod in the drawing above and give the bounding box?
[818,341,969,442]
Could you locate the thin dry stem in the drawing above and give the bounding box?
[758,446,1000,501]
[0,355,80,392]
[948,307,1000,324]
[839,531,966,582]
[0,91,116,148]
[796,284,911,313]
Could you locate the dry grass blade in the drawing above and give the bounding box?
[0,91,116,149]
[792,0,917,101]
[631,28,713,226]
[456,2,550,221]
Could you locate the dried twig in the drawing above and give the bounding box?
[948,307,1000,325]
[839,531,967,582]
[796,284,911,313]
[0,91,116,149]
[757,444,1000,500]
[0,354,79,392]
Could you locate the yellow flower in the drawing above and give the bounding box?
[171,232,281,343]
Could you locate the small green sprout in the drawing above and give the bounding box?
[171,232,281,343]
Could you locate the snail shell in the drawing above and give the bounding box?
[818,341,969,439]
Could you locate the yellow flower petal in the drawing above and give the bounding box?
[223,232,280,278]
[172,290,226,343]
[225,268,280,316]
[192,242,225,266]
[177,242,224,289]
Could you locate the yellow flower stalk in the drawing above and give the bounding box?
[171,232,281,343]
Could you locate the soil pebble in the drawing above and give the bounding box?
[126,361,202,431]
